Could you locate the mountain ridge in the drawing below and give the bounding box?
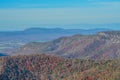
[14,31,120,60]
[0,28,111,42]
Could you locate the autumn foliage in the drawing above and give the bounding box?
[0,54,120,80]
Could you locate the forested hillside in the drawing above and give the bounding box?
[0,54,120,80]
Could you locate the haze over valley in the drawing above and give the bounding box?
[0,27,111,55]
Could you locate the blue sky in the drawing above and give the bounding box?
[0,0,120,31]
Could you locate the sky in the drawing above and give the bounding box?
[0,0,120,31]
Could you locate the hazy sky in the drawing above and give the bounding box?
[0,0,120,31]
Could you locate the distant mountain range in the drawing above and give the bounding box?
[15,31,120,60]
[0,28,111,43]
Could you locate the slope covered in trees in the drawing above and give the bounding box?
[0,54,120,80]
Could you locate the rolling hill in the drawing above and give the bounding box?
[15,31,120,60]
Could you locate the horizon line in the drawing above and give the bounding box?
[0,27,116,32]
